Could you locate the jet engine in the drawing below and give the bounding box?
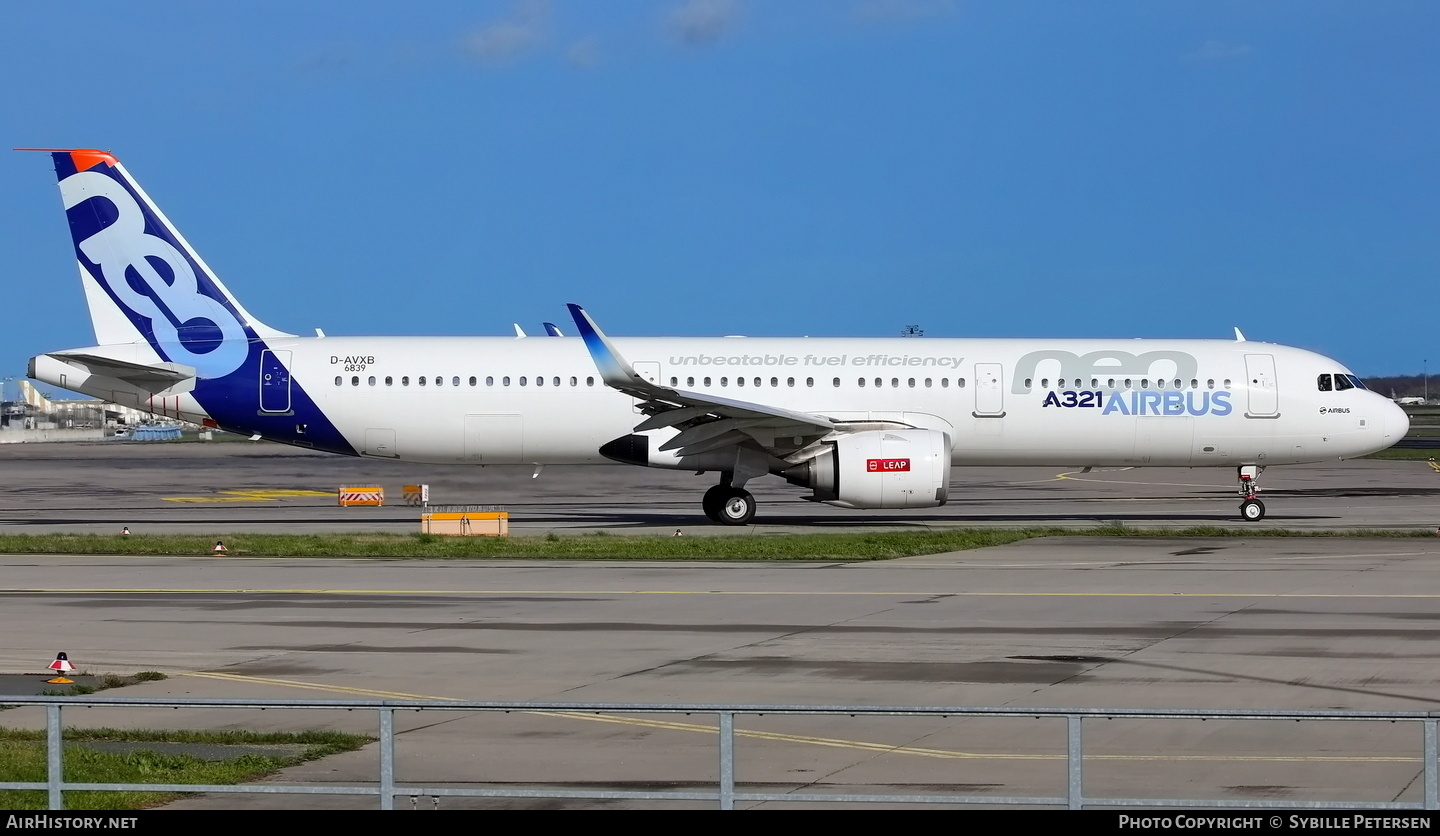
[782,429,951,509]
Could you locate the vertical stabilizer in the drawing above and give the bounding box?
[27,148,293,378]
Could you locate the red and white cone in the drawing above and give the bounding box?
[121,526,130,536]
[212,541,227,553]
[48,652,73,674]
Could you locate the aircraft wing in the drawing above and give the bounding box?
[46,352,197,392]
[568,304,837,461]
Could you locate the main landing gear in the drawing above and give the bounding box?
[1237,465,1265,522]
[702,480,756,526]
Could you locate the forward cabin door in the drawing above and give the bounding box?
[1244,354,1279,417]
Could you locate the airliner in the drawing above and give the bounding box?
[23,149,1408,524]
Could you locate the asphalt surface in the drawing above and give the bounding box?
[3,441,1440,808]
[0,439,1436,533]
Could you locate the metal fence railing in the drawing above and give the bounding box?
[2,696,1439,810]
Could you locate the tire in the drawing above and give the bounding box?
[716,488,756,526]
[701,485,728,522]
[1240,498,1265,522]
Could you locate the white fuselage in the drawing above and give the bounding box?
[39,334,1401,469]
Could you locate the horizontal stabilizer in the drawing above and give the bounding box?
[46,351,196,392]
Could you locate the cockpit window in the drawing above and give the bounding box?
[1347,374,1367,390]
[1334,374,1354,391]
[1317,374,1332,391]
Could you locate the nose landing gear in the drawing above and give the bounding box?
[1237,465,1265,522]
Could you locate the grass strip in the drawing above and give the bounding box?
[0,528,1433,562]
[0,728,368,810]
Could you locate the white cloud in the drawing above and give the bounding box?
[464,0,551,64]
[667,0,742,46]
[566,36,602,68]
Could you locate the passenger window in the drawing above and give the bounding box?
[908,378,915,388]
[832,378,840,388]
[737,377,745,387]
[1157,379,1165,389]
[553,377,560,387]
[754,377,761,387]
[704,377,712,387]
[486,376,494,386]
[1223,379,1232,388]
[402,376,410,386]
[386,376,393,386]
[891,378,899,388]
[721,377,729,387]
[1091,379,1099,388]
[469,377,476,386]
[419,377,427,386]
[958,378,966,388]
[435,376,443,387]
[586,377,594,386]
[454,377,461,387]
[534,376,542,387]
[924,378,932,388]
[772,377,780,387]
[1041,379,1048,388]
[368,376,376,386]
[859,378,866,388]
[352,376,359,386]
[1141,379,1149,389]
[941,378,949,388]
[519,377,527,386]
[334,376,341,386]
[571,377,578,386]
[1025,378,1032,389]
[502,376,510,386]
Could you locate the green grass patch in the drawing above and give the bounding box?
[0,528,1433,562]
[0,728,368,810]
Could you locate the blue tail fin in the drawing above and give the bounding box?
[34,148,292,379]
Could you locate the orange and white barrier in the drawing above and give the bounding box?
[402,484,429,506]
[339,486,385,507]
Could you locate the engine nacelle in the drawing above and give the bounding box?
[783,429,951,509]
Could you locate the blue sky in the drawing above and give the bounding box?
[2,1,1436,392]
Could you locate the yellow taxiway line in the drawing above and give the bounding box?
[179,671,1415,765]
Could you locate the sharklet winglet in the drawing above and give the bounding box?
[567,304,648,389]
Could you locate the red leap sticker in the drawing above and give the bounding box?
[867,458,911,472]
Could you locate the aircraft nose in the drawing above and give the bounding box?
[1387,398,1411,441]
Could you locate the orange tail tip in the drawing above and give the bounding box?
[13,148,118,171]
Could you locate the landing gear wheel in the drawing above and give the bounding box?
[702,485,729,522]
[716,488,756,526]
[1240,498,1265,522]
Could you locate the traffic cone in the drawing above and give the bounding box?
[212,541,227,553]
[48,652,73,674]
[121,526,130,536]
[673,529,683,537]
